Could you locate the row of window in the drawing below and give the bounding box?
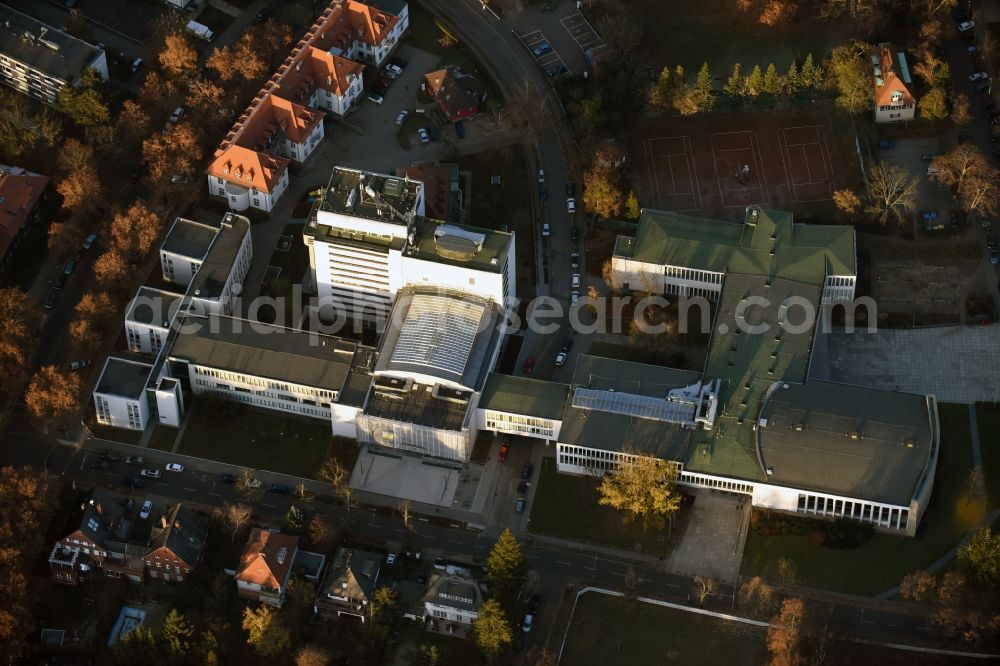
[797,493,909,530]
[665,282,719,301]
[193,367,335,398]
[665,266,723,284]
[826,276,854,287]
[484,413,554,438]
[95,396,111,424]
[195,386,330,420]
[679,473,753,494]
[126,402,143,430]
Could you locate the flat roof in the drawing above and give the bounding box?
[375,289,502,390]
[614,208,855,284]
[406,218,512,274]
[189,213,250,300]
[571,355,703,396]
[760,382,934,505]
[95,356,154,399]
[316,166,422,226]
[364,380,472,431]
[559,405,693,461]
[685,274,820,481]
[126,286,185,327]
[169,315,357,393]
[0,5,102,83]
[479,374,568,420]
[161,216,220,260]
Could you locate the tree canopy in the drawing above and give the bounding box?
[828,41,873,113]
[473,598,512,656]
[598,454,682,528]
[958,527,1000,587]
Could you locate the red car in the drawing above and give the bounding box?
[522,356,535,375]
[498,443,509,463]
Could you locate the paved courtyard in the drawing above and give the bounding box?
[818,326,1000,404]
[667,489,749,583]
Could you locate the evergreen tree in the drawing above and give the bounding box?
[649,66,673,109]
[746,64,764,97]
[674,64,685,83]
[783,60,801,95]
[724,62,744,97]
[487,528,527,603]
[800,53,821,89]
[695,62,715,111]
[762,63,781,95]
[625,191,641,220]
[473,599,513,657]
[161,609,194,660]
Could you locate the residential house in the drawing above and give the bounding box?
[49,490,206,585]
[236,529,299,607]
[422,574,484,625]
[0,164,48,278]
[314,547,382,621]
[424,66,485,123]
[144,504,208,582]
[872,42,916,123]
[0,5,108,106]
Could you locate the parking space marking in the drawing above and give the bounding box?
[560,12,605,53]
[518,28,570,77]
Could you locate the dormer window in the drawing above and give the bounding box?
[891,91,903,103]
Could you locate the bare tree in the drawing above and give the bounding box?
[930,144,989,191]
[237,468,263,499]
[399,499,413,530]
[775,557,798,588]
[319,457,354,513]
[864,163,919,226]
[960,171,1000,217]
[221,502,253,541]
[900,570,936,602]
[738,576,776,617]
[693,575,716,604]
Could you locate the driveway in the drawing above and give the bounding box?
[667,488,750,584]
[817,326,1000,403]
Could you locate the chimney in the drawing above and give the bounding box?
[161,515,168,529]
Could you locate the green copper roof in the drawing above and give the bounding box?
[614,208,856,285]
[479,374,569,420]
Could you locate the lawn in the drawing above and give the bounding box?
[561,593,766,666]
[175,401,359,479]
[387,622,479,666]
[742,403,979,595]
[529,458,685,556]
[975,403,1000,509]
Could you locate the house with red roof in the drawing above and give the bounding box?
[236,528,300,607]
[871,43,916,124]
[0,164,48,278]
[424,66,486,123]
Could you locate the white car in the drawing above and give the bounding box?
[165,463,184,473]
[959,20,975,32]
[969,72,989,81]
[523,614,533,633]
[570,291,580,305]
[567,197,575,213]
[368,93,384,104]
[554,352,567,367]
[418,128,430,144]
[537,169,545,183]
[386,64,403,76]
[396,109,409,125]
[169,106,185,123]
[542,223,550,237]
[140,468,161,479]
[571,273,581,289]
[69,359,90,371]
[139,500,152,520]
[386,553,397,565]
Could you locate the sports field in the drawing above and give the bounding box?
[629,108,860,218]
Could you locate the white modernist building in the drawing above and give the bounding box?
[125,287,185,355]
[160,213,252,316]
[93,356,156,431]
[304,166,515,325]
[0,5,108,106]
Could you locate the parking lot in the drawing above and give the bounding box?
[875,137,954,226]
[560,11,605,54]
[518,29,570,77]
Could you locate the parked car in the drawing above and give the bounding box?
[542,223,550,237]
[43,288,57,310]
[244,477,262,489]
[382,68,398,80]
[125,455,144,466]
[427,125,440,141]
[522,463,533,479]
[570,252,580,269]
[566,197,576,213]
[976,82,991,94]
[570,226,579,243]
[418,127,430,144]
[375,77,392,91]
[958,20,975,32]
[561,339,573,352]
[82,233,99,250]
[992,248,999,266]
[570,291,579,305]
[967,45,979,55]
[522,356,535,375]
[415,573,428,585]
[539,182,548,201]
[537,168,545,183]
[389,56,408,68]
[69,360,90,371]
[165,463,184,472]
[268,483,292,495]
[88,461,109,471]
[140,468,161,479]
[395,109,409,125]
[515,497,526,513]
[217,473,235,484]
[920,153,939,162]
[386,64,403,76]
[169,106,185,123]
[523,613,533,632]
[554,351,567,367]
[386,553,397,565]
[123,477,144,488]
[63,257,78,276]
[953,7,971,21]
[403,546,421,560]
[497,443,509,462]
[571,273,581,289]
[368,93,384,104]
[877,140,895,150]
[532,42,551,58]
[969,72,989,82]
[139,500,152,520]
[517,481,528,494]
[545,65,568,77]
[130,57,143,73]
[566,181,575,196]
[454,120,466,139]
[100,450,121,462]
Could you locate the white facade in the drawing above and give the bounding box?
[94,392,149,431]
[183,364,338,421]
[153,378,184,428]
[479,409,561,442]
[331,402,362,438]
[273,120,325,164]
[208,169,289,213]
[822,274,857,303]
[309,235,401,321]
[401,251,514,310]
[312,76,364,117]
[93,358,153,431]
[339,5,408,67]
